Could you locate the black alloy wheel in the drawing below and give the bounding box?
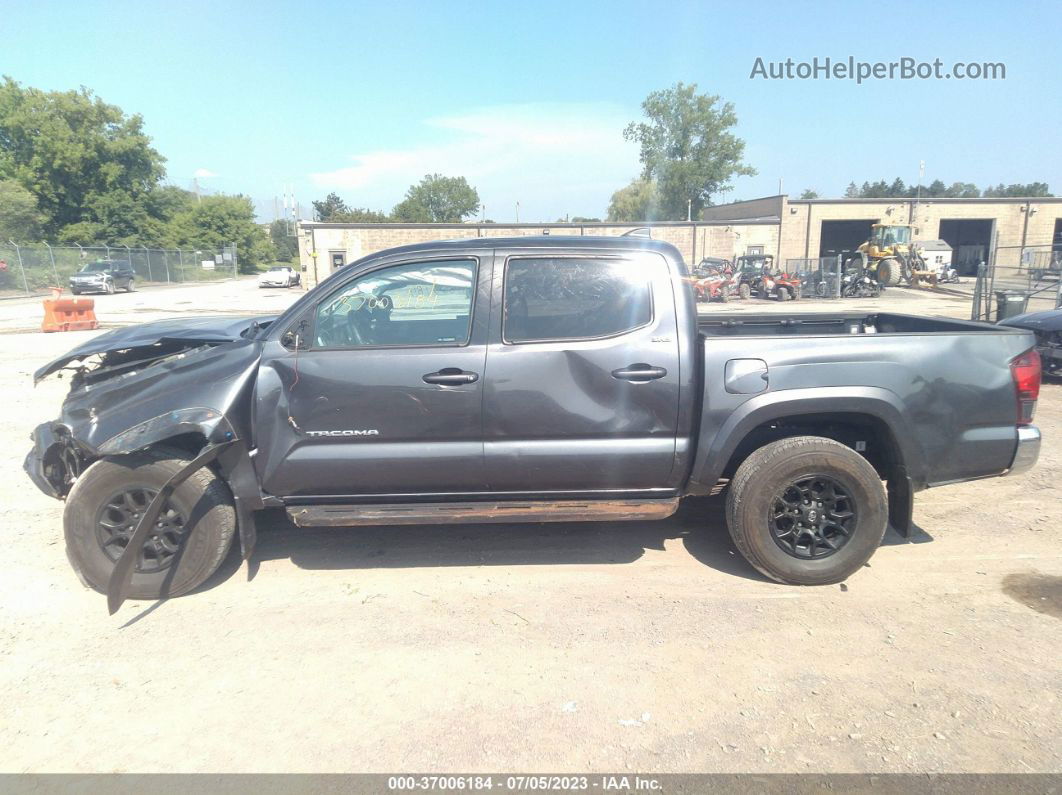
[94,487,187,572]
[769,474,857,559]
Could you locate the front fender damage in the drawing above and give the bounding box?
[27,332,270,597]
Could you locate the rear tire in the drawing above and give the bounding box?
[776,286,790,301]
[125,279,135,292]
[70,287,81,296]
[63,447,236,599]
[725,436,887,585]
[738,283,751,300]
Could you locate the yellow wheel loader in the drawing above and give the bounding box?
[857,224,927,286]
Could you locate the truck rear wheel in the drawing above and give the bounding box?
[725,436,887,585]
[63,447,236,599]
[738,283,751,300]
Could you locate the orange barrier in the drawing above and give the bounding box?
[42,293,100,333]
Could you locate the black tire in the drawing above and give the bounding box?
[738,283,751,300]
[63,447,236,599]
[725,436,887,585]
[877,259,902,286]
[70,287,81,295]
[719,289,730,303]
[125,279,135,292]
[776,286,789,301]
[105,280,116,294]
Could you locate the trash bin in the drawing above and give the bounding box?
[995,290,1029,322]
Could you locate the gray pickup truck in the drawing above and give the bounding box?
[25,237,1043,611]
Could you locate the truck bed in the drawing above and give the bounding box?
[698,312,1009,338]
[692,311,1033,491]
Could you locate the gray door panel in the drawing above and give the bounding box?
[254,254,491,497]
[483,250,681,492]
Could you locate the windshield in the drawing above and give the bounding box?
[79,261,111,273]
[874,226,911,246]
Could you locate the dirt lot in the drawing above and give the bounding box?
[1,279,1059,773]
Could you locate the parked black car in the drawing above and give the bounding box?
[1000,308,1062,375]
[69,260,136,295]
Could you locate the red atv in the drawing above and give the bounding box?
[690,258,735,303]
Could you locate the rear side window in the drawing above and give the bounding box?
[503,257,653,343]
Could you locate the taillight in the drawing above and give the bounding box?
[1010,349,1041,425]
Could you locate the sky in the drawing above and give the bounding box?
[3,0,1061,222]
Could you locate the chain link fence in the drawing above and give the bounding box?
[787,257,843,299]
[970,244,1062,321]
[0,243,239,299]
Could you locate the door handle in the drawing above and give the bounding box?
[611,364,668,382]
[423,368,479,385]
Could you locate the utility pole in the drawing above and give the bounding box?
[687,199,692,222]
[515,202,520,224]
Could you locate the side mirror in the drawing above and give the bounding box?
[281,318,310,350]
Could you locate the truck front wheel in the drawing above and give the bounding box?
[63,447,236,599]
[725,436,887,585]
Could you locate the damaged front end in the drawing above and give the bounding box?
[26,315,272,498]
[26,316,276,610]
[24,421,84,499]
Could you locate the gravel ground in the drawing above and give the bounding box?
[0,279,1059,773]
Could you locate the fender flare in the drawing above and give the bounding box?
[687,386,926,495]
[95,408,264,569]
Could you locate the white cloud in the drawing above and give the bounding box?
[193,168,219,178]
[309,103,639,221]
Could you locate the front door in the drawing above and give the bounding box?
[482,250,682,493]
[254,254,490,498]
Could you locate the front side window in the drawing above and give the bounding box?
[503,257,652,343]
[314,258,476,348]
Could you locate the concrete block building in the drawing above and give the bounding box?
[296,194,1062,289]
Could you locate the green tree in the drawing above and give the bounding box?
[843,182,860,198]
[337,207,390,223]
[0,77,167,240]
[167,195,274,272]
[982,182,1052,198]
[945,182,981,198]
[622,82,755,220]
[922,179,948,197]
[0,178,42,240]
[312,192,350,221]
[270,219,299,262]
[798,189,819,199]
[391,174,480,223]
[606,179,661,222]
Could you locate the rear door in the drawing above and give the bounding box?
[482,249,682,493]
[253,252,491,497]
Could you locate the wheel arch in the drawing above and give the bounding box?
[688,388,925,495]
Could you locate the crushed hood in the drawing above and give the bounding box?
[999,308,1062,334]
[34,315,275,383]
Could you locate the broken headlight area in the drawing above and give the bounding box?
[25,423,90,499]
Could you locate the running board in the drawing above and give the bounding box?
[287,498,680,527]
